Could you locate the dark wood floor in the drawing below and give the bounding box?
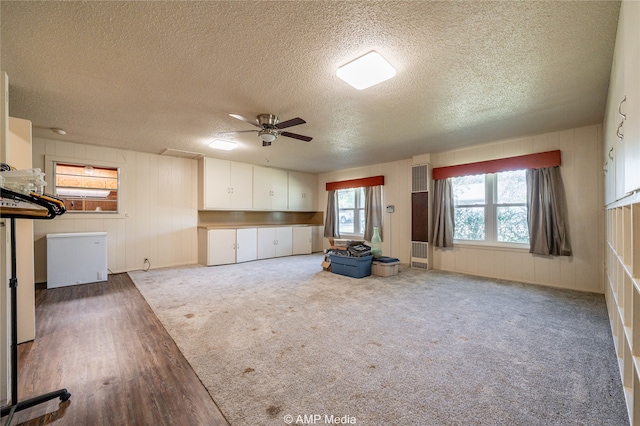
[8,274,229,426]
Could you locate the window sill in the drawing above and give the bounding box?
[339,233,365,240]
[56,211,126,220]
[452,241,530,252]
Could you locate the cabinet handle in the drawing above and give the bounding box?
[616,121,624,139]
[230,187,234,194]
[618,96,626,120]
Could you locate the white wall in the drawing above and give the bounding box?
[32,138,198,282]
[317,159,413,263]
[430,124,604,293]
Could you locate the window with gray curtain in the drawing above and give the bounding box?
[325,185,383,241]
[526,166,571,256]
[364,185,383,241]
[432,178,454,247]
[323,190,339,238]
[324,176,385,241]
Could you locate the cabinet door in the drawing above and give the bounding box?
[603,5,626,204]
[312,225,324,253]
[257,227,276,259]
[623,0,640,194]
[208,229,237,265]
[253,166,273,210]
[292,227,312,255]
[236,228,257,263]
[271,169,289,210]
[275,227,293,257]
[201,158,231,209]
[288,171,317,211]
[253,166,289,210]
[230,162,254,209]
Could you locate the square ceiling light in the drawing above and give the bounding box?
[209,139,238,151]
[336,51,396,90]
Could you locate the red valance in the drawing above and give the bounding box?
[326,175,384,191]
[432,150,561,180]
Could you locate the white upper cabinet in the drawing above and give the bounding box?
[288,171,317,211]
[604,1,640,203]
[199,158,318,212]
[623,0,640,194]
[253,166,288,210]
[199,157,253,210]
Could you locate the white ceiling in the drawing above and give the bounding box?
[1,1,620,174]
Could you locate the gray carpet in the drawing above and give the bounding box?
[129,254,628,426]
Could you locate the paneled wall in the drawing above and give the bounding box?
[430,124,604,293]
[317,159,412,263]
[32,138,198,282]
[317,125,603,294]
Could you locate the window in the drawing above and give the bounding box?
[337,187,365,236]
[54,162,119,213]
[452,169,528,245]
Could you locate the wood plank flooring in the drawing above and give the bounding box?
[7,273,229,426]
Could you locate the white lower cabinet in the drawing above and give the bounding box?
[200,229,237,266]
[292,226,312,255]
[257,227,293,259]
[236,228,258,263]
[198,228,258,266]
[200,226,316,265]
[312,225,324,253]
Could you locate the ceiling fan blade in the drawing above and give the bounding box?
[276,117,306,129]
[229,113,262,128]
[281,131,312,142]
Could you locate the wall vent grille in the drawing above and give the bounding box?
[412,241,429,259]
[412,164,429,192]
[411,261,429,270]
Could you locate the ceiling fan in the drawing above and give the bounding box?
[227,113,313,146]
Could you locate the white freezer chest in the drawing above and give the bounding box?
[46,232,108,288]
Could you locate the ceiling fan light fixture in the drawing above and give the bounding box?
[208,139,238,151]
[336,51,396,90]
[259,131,277,143]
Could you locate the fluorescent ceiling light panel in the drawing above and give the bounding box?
[336,51,396,90]
[57,188,110,198]
[209,139,238,151]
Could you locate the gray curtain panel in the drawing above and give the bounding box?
[364,185,383,241]
[324,190,340,238]
[526,166,572,256]
[432,178,454,248]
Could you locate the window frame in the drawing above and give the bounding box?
[453,170,529,249]
[336,187,366,237]
[45,155,125,219]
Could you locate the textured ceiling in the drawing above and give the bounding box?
[1,1,620,174]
